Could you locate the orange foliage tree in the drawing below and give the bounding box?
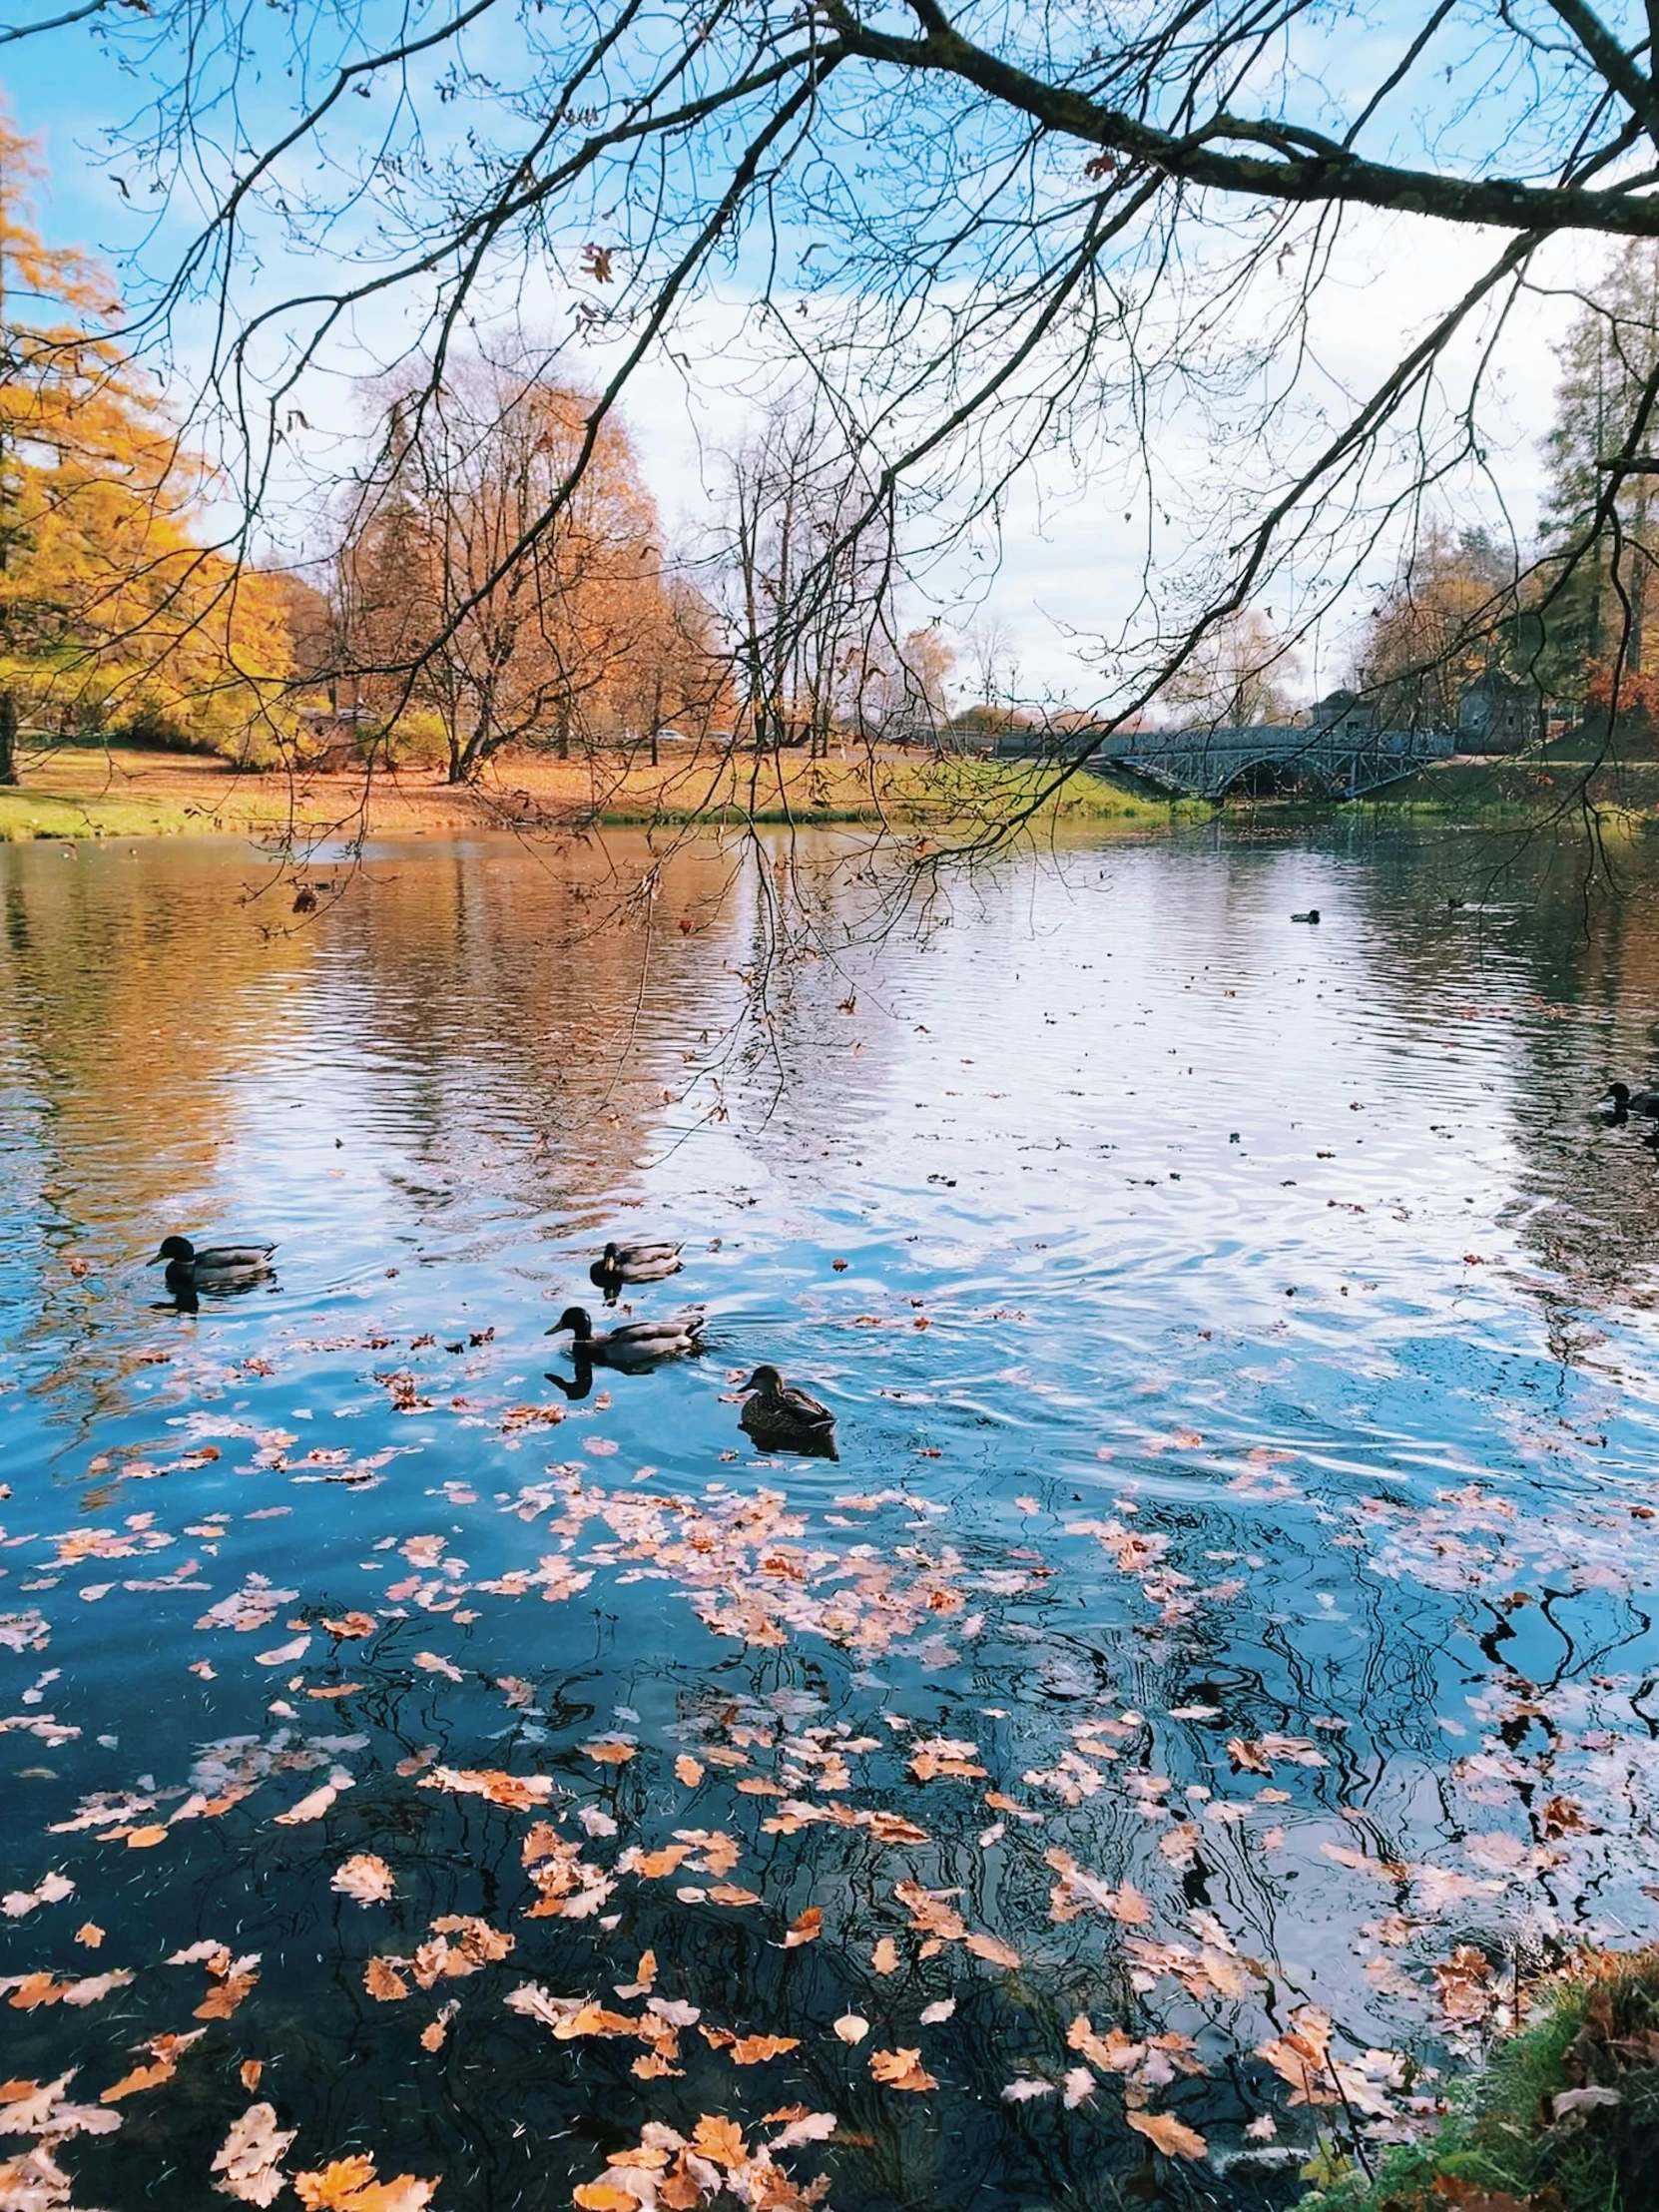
[0,109,292,774]
[335,365,722,783]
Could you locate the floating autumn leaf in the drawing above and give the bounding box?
[2,1870,74,1919]
[1255,2004,1336,2105]
[321,1613,376,1640]
[964,1931,1021,1969]
[1434,1944,1498,2026]
[690,2116,746,2169]
[870,1938,900,1975]
[332,1855,396,1907]
[675,1756,704,1787]
[1001,2079,1054,2102]
[413,1652,464,1683]
[196,1966,261,2021]
[411,1916,513,1986]
[418,1767,554,1810]
[1124,2109,1208,2160]
[75,1924,103,1948]
[700,2031,800,2064]
[832,2014,869,2043]
[126,1825,169,1849]
[364,1958,410,2002]
[706,1884,762,1908]
[274,1778,352,1827]
[583,1740,637,1766]
[212,2102,297,2207]
[917,1999,955,2024]
[101,2030,206,2104]
[242,2061,264,2093]
[1044,1849,1151,1926]
[781,1908,822,1947]
[1062,2066,1095,2108]
[869,2047,938,2093]
[907,1739,987,1784]
[292,2153,439,2209]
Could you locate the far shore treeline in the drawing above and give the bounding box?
[5,103,1659,795]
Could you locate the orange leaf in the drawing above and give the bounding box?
[868,2047,937,2093]
[728,2035,800,2064]
[690,2115,747,2169]
[364,1958,410,2002]
[964,1931,1021,1969]
[781,1908,822,1947]
[1124,2109,1208,2159]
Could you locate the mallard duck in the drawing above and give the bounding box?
[546,1304,707,1369]
[1604,1082,1659,1117]
[150,1235,276,1289]
[589,1239,685,1291]
[739,1366,837,1456]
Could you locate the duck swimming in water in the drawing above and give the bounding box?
[1604,1081,1659,1119]
[1291,908,1320,924]
[546,1304,707,1369]
[150,1235,276,1288]
[738,1366,837,1457]
[589,1240,685,1297]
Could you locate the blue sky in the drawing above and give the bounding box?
[0,5,1589,703]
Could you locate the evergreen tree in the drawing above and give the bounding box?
[1536,241,1659,710]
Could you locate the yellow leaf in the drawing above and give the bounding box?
[781,1907,822,1947]
[869,2047,937,2093]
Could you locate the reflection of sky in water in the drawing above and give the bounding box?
[3,826,1659,2208]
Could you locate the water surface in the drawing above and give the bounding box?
[4,822,1659,2211]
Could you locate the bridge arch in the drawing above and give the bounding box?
[1221,755,1340,800]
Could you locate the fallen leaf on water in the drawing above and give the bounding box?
[964,1931,1021,1969]
[255,1636,311,1668]
[275,1781,350,1828]
[832,2014,868,2044]
[871,1939,900,1975]
[1125,2109,1207,2159]
[675,1756,704,1787]
[241,2060,263,2093]
[706,1884,762,1908]
[418,1767,554,1810]
[781,1908,822,1947]
[332,1855,396,1907]
[126,1825,169,1850]
[1002,2079,1054,2101]
[75,1924,104,1948]
[420,2001,460,2053]
[729,2034,800,2064]
[196,1971,260,2021]
[2,1871,74,1919]
[364,1958,409,2002]
[212,2102,296,2207]
[918,1999,955,2024]
[691,2116,746,2169]
[413,1652,464,1683]
[292,2153,439,2209]
[1062,2066,1095,2108]
[584,1740,637,1767]
[869,2047,938,2093]
[321,1613,376,1640]
[101,2031,205,2103]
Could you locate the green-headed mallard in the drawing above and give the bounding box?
[150,1235,276,1295]
[547,1304,707,1369]
[589,1240,685,1293]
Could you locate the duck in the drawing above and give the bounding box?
[1603,1082,1659,1118]
[149,1235,277,1290]
[1291,908,1320,924]
[546,1304,707,1369]
[739,1366,837,1457]
[589,1240,685,1292]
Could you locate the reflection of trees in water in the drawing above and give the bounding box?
[0,843,316,1439]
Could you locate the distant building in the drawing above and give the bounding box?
[1456,671,1540,755]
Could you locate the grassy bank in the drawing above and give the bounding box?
[1298,1948,1659,2212]
[0,743,1191,843]
[1362,754,1659,824]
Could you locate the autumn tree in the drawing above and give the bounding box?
[0,109,291,758]
[1356,525,1518,730]
[336,366,674,783]
[1161,609,1299,728]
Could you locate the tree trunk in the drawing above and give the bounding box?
[0,690,17,787]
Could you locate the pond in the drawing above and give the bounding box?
[4,820,1659,2212]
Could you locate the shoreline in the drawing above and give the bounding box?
[7,744,1659,845]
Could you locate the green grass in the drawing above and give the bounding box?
[0,789,242,839]
[1297,1949,1659,2212]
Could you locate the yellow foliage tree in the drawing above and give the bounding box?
[0,109,291,777]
